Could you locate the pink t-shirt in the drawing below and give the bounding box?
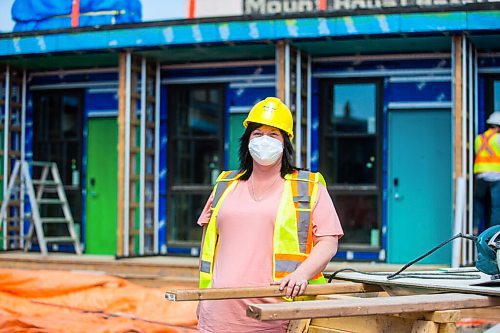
[197,176,343,333]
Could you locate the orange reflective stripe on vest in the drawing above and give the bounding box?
[474,128,500,173]
[273,170,326,284]
[274,253,323,280]
[476,128,499,156]
[199,170,326,289]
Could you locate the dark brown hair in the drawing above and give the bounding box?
[238,122,298,180]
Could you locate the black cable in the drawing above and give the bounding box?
[386,272,480,279]
[387,233,476,280]
[327,268,480,283]
[328,268,389,283]
[327,233,479,283]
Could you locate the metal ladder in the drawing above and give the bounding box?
[0,160,82,255]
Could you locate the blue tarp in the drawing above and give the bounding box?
[12,0,142,32]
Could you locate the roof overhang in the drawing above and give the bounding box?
[0,10,498,70]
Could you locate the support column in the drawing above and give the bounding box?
[276,41,286,102]
[452,35,477,266]
[453,35,463,184]
[117,53,126,256]
[0,66,26,251]
[275,42,311,168]
[117,52,158,257]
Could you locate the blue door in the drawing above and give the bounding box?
[388,109,452,264]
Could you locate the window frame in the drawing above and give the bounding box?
[485,75,500,122]
[166,84,226,249]
[32,90,84,239]
[318,78,383,252]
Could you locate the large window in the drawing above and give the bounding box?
[495,80,500,112]
[484,76,500,140]
[167,85,225,248]
[319,80,381,250]
[486,76,500,118]
[33,91,84,239]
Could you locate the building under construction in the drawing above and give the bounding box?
[0,0,499,266]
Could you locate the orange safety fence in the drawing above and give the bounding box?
[0,268,198,333]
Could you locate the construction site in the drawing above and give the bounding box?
[0,0,500,332]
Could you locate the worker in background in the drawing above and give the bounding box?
[474,111,500,233]
[196,97,343,333]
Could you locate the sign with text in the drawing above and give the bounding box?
[244,0,500,15]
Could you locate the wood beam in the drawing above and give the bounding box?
[276,41,286,101]
[397,310,461,323]
[117,52,126,256]
[310,315,420,333]
[453,35,463,182]
[460,306,500,321]
[246,293,500,321]
[165,282,382,301]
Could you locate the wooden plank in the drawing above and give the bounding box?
[276,41,285,101]
[287,319,310,333]
[308,327,347,333]
[128,56,140,255]
[302,54,308,168]
[117,52,126,256]
[397,310,461,323]
[460,307,500,321]
[453,35,463,185]
[165,282,382,301]
[411,320,438,333]
[311,315,415,333]
[317,291,388,300]
[246,293,500,321]
[130,202,154,209]
[438,323,457,333]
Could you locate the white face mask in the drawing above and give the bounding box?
[248,135,284,166]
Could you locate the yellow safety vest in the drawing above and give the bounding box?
[199,169,327,289]
[474,128,500,173]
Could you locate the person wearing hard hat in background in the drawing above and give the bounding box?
[474,111,500,233]
[196,97,343,333]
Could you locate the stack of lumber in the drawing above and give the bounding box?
[166,271,500,333]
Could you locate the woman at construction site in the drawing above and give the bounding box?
[197,97,343,333]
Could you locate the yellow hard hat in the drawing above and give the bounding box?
[243,97,294,139]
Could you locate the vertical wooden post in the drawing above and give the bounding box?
[117,54,157,256]
[276,42,310,167]
[1,67,24,249]
[453,35,463,185]
[2,66,11,249]
[299,52,309,169]
[117,53,126,256]
[276,41,286,101]
[453,35,466,265]
[129,56,137,255]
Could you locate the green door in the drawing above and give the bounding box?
[388,109,452,264]
[85,117,118,254]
